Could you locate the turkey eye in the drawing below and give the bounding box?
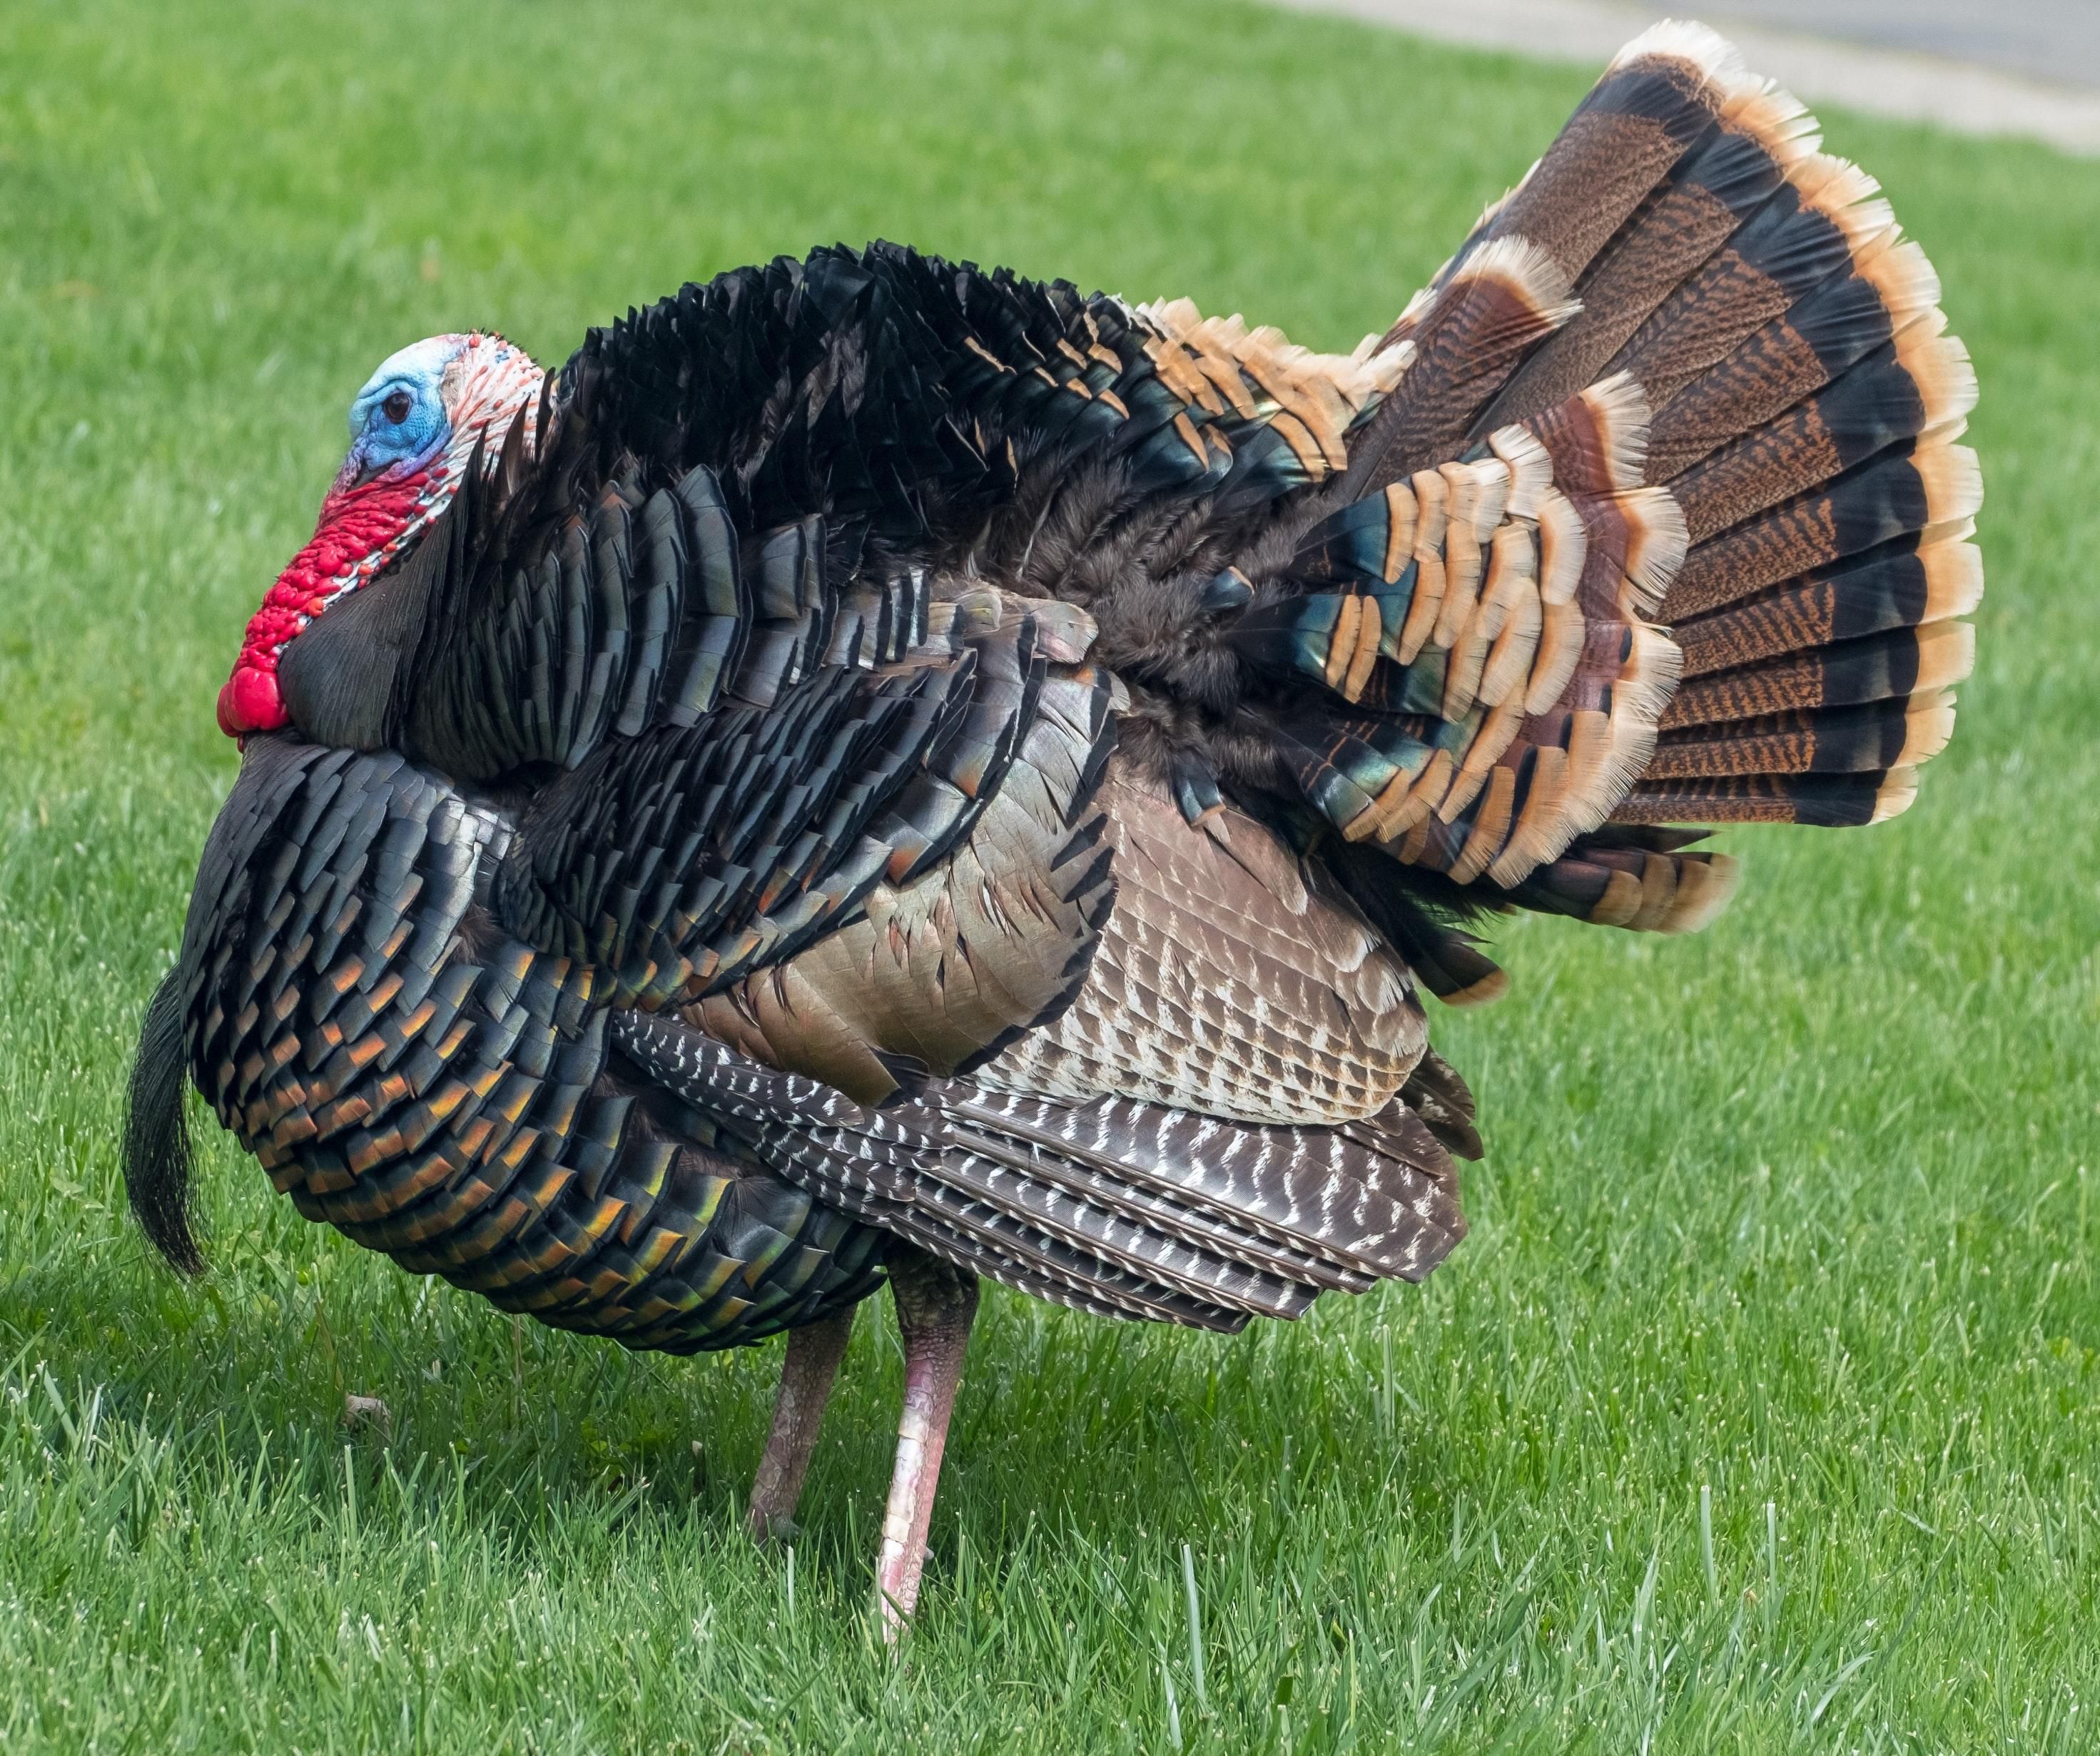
[381,390,414,425]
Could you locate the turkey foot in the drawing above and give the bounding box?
[875,1247,979,1639]
[746,1305,857,1542]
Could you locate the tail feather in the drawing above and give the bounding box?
[1610,768,1919,828]
[1667,447,1979,623]
[1653,325,1974,505]
[1660,616,1974,727]
[1228,20,1979,973]
[1673,537,1981,679]
[1646,691,1956,779]
[1523,374,1651,494]
[1608,185,1855,407]
[1411,22,1979,856]
[1506,834,1741,933]
[1342,239,1578,494]
[1483,124,1786,426]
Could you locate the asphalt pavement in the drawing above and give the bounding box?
[1272,0,2100,151]
[1698,1,2100,89]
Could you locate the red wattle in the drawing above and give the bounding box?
[218,463,437,740]
[218,666,285,738]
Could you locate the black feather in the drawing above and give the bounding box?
[124,967,205,1276]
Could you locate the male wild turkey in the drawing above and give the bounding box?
[128,23,1979,1630]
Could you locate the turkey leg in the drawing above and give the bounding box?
[746,1304,856,1542]
[875,1247,979,1638]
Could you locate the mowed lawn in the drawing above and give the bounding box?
[1,1,2095,1749]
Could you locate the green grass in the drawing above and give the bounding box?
[1,0,2095,1748]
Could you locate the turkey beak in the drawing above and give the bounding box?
[339,442,378,492]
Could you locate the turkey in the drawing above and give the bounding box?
[126,22,1980,1633]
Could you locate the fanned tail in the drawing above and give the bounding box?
[1217,20,1977,972]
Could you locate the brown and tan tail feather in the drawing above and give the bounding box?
[1251,20,1977,964]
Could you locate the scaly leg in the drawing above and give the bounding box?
[746,1304,856,1543]
[874,1247,979,1638]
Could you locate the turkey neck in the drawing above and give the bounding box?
[273,537,437,756]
